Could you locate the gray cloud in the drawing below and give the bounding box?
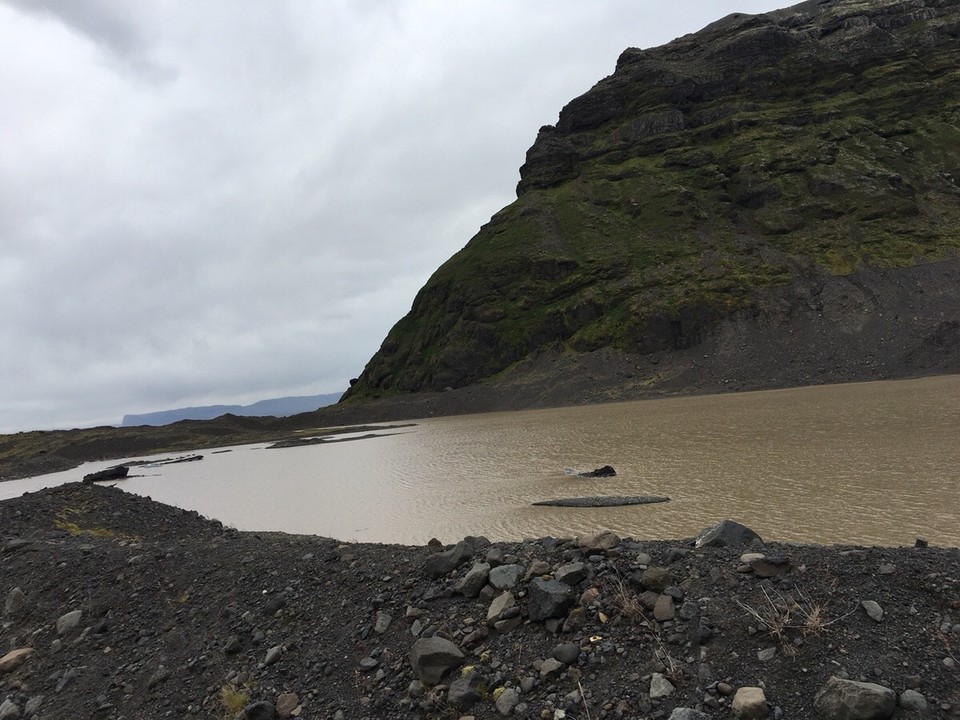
[0,0,792,432]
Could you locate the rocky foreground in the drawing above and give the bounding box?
[1,484,958,720]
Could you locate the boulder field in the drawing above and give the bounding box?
[1,484,958,719]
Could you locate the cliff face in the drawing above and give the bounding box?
[343,0,960,402]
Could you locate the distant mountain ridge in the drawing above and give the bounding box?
[342,0,960,405]
[121,393,343,427]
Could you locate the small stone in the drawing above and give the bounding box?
[696,520,763,548]
[409,636,465,685]
[877,563,895,575]
[732,687,768,719]
[899,689,928,712]
[457,563,491,597]
[0,648,36,673]
[0,699,20,720]
[358,656,379,671]
[669,710,710,720]
[374,611,392,634]
[555,560,589,586]
[276,692,299,718]
[861,600,884,622]
[577,530,620,551]
[579,587,600,606]
[56,610,82,635]
[814,677,895,720]
[649,673,675,699]
[553,642,580,664]
[641,566,672,592]
[487,591,516,625]
[757,647,777,662]
[264,645,283,665]
[4,587,25,616]
[654,594,676,621]
[147,665,170,688]
[749,556,792,578]
[239,701,277,720]
[495,687,520,716]
[717,682,734,696]
[447,672,483,711]
[540,657,565,679]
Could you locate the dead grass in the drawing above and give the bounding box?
[737,583,853,654]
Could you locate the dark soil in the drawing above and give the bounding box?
[2,484,958,720]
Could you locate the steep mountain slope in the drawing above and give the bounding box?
[343,0,960,404]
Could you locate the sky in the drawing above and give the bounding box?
[0,0,794,433]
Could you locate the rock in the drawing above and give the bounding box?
[641,566,672,592]
[275,692,299,718]
[487,591,516,624]
[577,530,620,551]
[750,556,792,577]
[732,687,768,719]
[649,673,675,699]
[239,701,277,720]
[4,587,25,616]
[264,645,283,665]
[82,465,129,483]
[457,563,491,597]
[424,540,474,578]
[495,687,520,716]
[861,600,884,622]
[579,587,600,606]
[654,594,676,621]
[555,561,588,586]
[696,520,763,548]
[525,559,552,580]
[813,677,895,720]
[540,657,566,679]
[489,563,521,590]
[553,642,580,664]
[877,563,896,575]
[757,647,777,662]
[23,697,42,718]
[56,609,82,635]
[670,710,711,720]
[409,636,465,685]
[147,665,170,688]
[374,611,392,634]
[578,465,616,477]
[527,578,575,621]
[899,689,928,712]
[0,699,19,720]
[358,656,379,671]
[0,648,36,673]
[447,671,483,711]
[536,495,669,507]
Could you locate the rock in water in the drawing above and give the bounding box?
[696,520,763,548]
[577,465,617,477]
[813,677,895,720]
[408,636,465,685]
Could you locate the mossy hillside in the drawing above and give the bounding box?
[344,0,960,399]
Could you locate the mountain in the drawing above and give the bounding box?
[120,393,343,427]
[342,0,960,407]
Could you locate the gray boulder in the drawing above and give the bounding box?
[239,701,277,720]
[447,671,483,711]
[555,561,588,586]
[409,636,465,685]
[696,520,763,548]
[813,677,895,719]
[527,577,575,621]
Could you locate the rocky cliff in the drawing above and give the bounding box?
[343,0,960,404]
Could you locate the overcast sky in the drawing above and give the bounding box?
[0,0,793,433]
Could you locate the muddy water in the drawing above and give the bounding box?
[3,375,958,546]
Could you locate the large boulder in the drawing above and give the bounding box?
[695,520,763,548]
[409,637,465,685]
[813,677,895,719]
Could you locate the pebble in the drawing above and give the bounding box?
[861,600,884,622]
[732,687,769,719]
[649,673,675,699]
[56,609,82,635]
[495,687,520,716]
[899,689,928,712]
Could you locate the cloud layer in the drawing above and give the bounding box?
[0,0,791,432]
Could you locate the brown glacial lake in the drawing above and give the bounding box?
[3,375,959,546]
